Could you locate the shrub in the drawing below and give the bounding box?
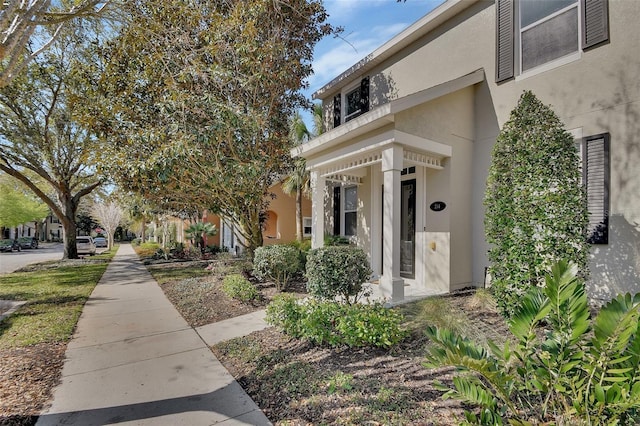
[324,234,350,246]
[222,274,259,302]
[425,260,640,425]
[484,91,589,318]
[265,294,304,337]
[266,296,406,348]
[306,246,372,303]
[287,239,312,266]
[253,244,301,291]
[135,242,161,258]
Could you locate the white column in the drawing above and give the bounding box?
[381,144,404,302]
[310,171,326,249]
[371,166,382,277]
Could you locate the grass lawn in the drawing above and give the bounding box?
[0,247,117,349]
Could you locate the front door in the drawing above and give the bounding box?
[400,179,416,278]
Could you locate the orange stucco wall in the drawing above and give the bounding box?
[201,211,221,247]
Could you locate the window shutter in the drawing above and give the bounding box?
[584,133,610,244]
[333,187,341,235]
[582,0,609,49]
[333,94,341,128]
[495,0,514,83]
[360,76,370,113]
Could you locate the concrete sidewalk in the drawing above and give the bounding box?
[37,244,271,426]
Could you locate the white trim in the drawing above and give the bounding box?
[293,69,484,160]
[517,0,581,79]
[303,217,312,237]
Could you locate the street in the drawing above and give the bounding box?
[0,243,64,274]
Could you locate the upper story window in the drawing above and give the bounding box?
[520,0,578,72]
[333,76,370,128]
[496,0,609,82]
[345,87,362,122]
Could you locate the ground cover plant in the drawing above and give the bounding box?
[0,248,116,425]
[426,261,640,425]
[147,257,306,327]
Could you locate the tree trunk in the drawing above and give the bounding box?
[60,195,79,259]
[296,187,303,242]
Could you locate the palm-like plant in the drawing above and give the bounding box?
[425,260,640,425]
[185,221,217,253]
[283,110,316,241]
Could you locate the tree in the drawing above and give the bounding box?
[90,200,123,249]
[81,0,335,256]
[282,111,313,241]
[0,175,48,228]
[484,91,589,317]
[0,0,111,88]
[0,23,104,258]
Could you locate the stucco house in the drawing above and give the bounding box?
[175,181,312,253]
[294,0,640,303]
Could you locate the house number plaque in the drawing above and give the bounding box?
[430,201,446,212]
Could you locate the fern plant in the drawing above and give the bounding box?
[425,260,640,425]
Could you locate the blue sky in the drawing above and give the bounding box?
[301,0,444,128]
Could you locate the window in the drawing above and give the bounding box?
[520,0,579,72]
[496,0,609,82]
[577,133,610,244]
[332,76,370,128]
[303,217,312,237]
[332,185,358,237]
[343,186,358,236]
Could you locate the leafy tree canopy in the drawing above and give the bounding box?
[0,0,112,87]
[0,174,49,228]
[80,0,335,255]
[0,21,105,258]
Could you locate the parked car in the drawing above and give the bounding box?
[16,237,38,249]
[0,239,20,252]
[93,237,107,248]
[76,236,96,256]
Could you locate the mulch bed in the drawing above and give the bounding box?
[0,343,66,426]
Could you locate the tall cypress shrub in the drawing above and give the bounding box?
[484,91,589,317]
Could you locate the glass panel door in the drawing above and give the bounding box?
[400,179,416,279]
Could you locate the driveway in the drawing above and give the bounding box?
[0,243,64,274]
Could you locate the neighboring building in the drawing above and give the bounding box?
[178,181,311,254]
[295,0,639,303]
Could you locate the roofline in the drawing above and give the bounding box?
[295,69,485,159]
[313,0,481,100]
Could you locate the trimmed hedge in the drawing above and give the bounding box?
[306,245,372,302]
[253,244,301,291]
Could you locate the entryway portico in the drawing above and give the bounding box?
[306,129,451,303]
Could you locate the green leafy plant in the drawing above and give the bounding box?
[266,295,406,348]
[222,274,259,302]
[425,260,640,425]
[265,294,304,337]
[484,90,589,317]
[185,222,218,254]
[327,371,354,394]
[306,246,372,303]
[253,244,301,291]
